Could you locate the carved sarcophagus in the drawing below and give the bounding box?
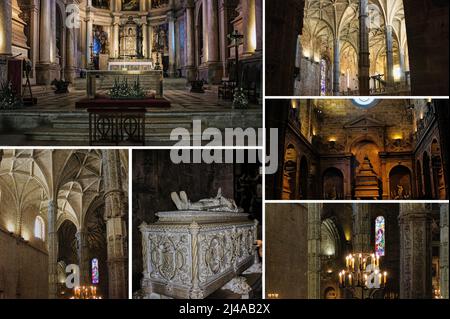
[140,210,257,299]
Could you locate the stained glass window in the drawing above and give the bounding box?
[375,216,385,257]
[92,258,99,284]
[320,59,327,96]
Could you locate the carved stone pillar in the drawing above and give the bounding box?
[333,37,340,95]
[385,24,394,87]
[0,0,12,84]
[112,16,120,58]
[36,0,58,84]
[201,0,208,63]
[242,0,256,55]
[206,0,221,83]
[85,3,93,68]
[185,0,196,81]
[141,18,148,58]
[65,27,76,82]
[441,204,449,299]
[399,203,432,299]
[47,200,58,299]
[307,203,321,299]
[399,49,406,83]
[352,203,371,252]
[76,229,90,286]
[102,150,128,299]
[358,0,370,95]
[255,0,262,53]
[167,11,176,77]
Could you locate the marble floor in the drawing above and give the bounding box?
[0,78,262,146]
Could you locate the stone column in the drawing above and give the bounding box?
[441,204,449,299]
[65,27,76,82]
[307,203,322,299]
[333,37,340,95]
[255,0,262,53]
[76,229,90,286]
[167,11,176,77]
[141,18,148,58]
[352,203,371,252]
[242,0,256,55]
[385,24,394,87]
[85,2,93,68]
[47,200,58,299]
[36,0,58,84]
[0,0,12,84]
[399,49,406,83]
[399,203,432,299]
[201,0,208,63]
[358,0,370,95]
[206,0,221,83]
[147,23,153,60]
[185,0,196,81]
[112,15,120,58]
[102,150,128,299]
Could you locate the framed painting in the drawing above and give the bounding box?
[122,0,139,11]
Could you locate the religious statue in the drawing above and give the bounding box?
[391,184,410,199]
[170,188,241,212]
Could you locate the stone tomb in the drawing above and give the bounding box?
[140,209,258,299]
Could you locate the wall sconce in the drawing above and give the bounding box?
[328,137,337,143]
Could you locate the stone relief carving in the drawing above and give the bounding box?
[222,276,252,296]
[171,188,241,212]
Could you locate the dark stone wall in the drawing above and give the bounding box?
[265,203,308,298]
[403,0,449,95]
[265,0,305,95]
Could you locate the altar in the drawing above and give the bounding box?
[108,59,154,71]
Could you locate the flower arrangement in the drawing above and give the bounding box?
[0,81,22,110]
[232,87,249,109]
[109,77,147,100]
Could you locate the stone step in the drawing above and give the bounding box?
[52,117,193,130]
[24,126,220,143]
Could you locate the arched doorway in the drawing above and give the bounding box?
[57,220,78,297]
[431,139,445,199]
[389,165,412,199]
[423,152,432,198]
[416,160,423,198]
[84,204,108,298]
[282,145,297,200]
[322,167,344,199]
[299,156,308,199]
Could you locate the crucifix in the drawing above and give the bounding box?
[228,30,244,88]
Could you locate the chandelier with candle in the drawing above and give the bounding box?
[70,286,102,299]
[338,253,387,299]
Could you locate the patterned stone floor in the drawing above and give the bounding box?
[12,78,259,113]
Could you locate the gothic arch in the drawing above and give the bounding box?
[389,165,412,199]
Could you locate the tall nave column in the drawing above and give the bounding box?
[399,203,432,299]
[76,229,90,286]
[307,203,322,299]
[385,24,394,87]
[0,0,12,84]
[65,27,76,82]
[85,1,93,68]
[167,11,176,77]
[47,200,58,299]
[352,203,371,252]
[202,0,208,63]
[441,204,449,299]
[185,0,196,81]
[102,150,128,299]
[207,0,221,83]
[36,0,58,84]
[333,38,340,95]
[242,0,256,55]
[358,0,370,95]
